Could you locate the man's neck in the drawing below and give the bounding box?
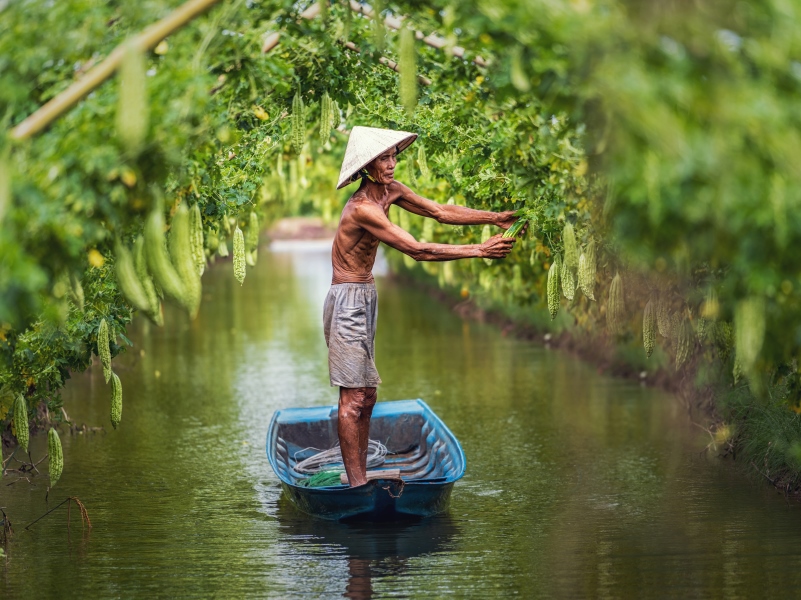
[358,179,388,203]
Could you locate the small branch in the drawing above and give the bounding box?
[24,497,92,531]
[5,477,32,487]
[24,498,71,530]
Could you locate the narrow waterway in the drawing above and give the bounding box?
[3,241,801,598]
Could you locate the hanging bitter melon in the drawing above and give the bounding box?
[190,204,205,277]
[291,91,306,155]
[643,297,657,358]
[145,203,186,303]
[246,212,259,265]
[399,25,417,115]
[560,254,575,301]
[169,204,201,318]
[13,394,28,453]
[547,255,561,320]
[48,428,63,487]
[417,144,430,179]
[234,226,246,285]
[578,240,596,300]
[319,91,333,145]
[656,292,670,338]
[134,235,163,326]
[110,371,122,429]
[562,222,578,271]
[115,241,153,317]
[98,318,112,383]
[606,272,625,335]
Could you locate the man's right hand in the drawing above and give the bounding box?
[480,234,516,259]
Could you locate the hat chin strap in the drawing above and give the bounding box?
[359,168,378,183]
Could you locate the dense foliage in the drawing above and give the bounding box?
[2,0,801,487]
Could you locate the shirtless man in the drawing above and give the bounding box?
[325,127,520,487]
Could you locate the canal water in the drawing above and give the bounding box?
[3,242,801,598]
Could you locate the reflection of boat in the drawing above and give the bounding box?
[277,502,460,600]
[266,399,466,520]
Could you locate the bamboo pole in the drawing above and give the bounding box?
[10,0,224,141]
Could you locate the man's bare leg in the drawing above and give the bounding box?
[338,386,378,487]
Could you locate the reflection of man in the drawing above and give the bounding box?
[325,126,519,487]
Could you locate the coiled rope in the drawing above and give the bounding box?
[293,440,387,474]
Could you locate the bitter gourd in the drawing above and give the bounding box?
[547,255,561,320]
[233,226,246,285]
[98,318,112,383]
[417,145,429,179]
[169,204,201,318]
[110,371,122,429]
[246,212,259,265]
[606,272,625,335]
[406,156,418,187]
[643,297,656,357]
[656,292,670,338]
[291,91,305,155]
[190,203,205,277]
[399,25,417,115]
[115,241,152,316]
[145,203,186,303]
[48,428,63,487]
[578,240,596,300]
[134,235,163,326]
[560,254,575,301]
[562,222,578,271]
[217,232,229,258]
[319,91,332,145]
[13,394,28,453]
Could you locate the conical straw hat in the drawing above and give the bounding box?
[337,126,418,189]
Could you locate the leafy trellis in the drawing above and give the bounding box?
[2,0,801,488]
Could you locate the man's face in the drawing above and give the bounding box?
[365,149,397,185]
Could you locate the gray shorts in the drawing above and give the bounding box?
[323,283,382,388]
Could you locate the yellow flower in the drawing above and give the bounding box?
[120,169,137,188]
[88,249,105,268]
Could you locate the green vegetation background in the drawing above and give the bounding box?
[1,0,801,489]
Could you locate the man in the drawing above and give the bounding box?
[325,126,520,487]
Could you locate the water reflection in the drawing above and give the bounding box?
[277,502,459,599]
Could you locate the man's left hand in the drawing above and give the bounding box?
[496,211,518,231]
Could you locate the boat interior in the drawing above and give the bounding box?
[272,408,463,487]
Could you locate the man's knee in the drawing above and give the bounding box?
[340,387,377,418]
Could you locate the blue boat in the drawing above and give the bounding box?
[266,399,466,520]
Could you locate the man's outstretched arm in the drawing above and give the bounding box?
[354,202,515,262]
[393,182,517,229]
